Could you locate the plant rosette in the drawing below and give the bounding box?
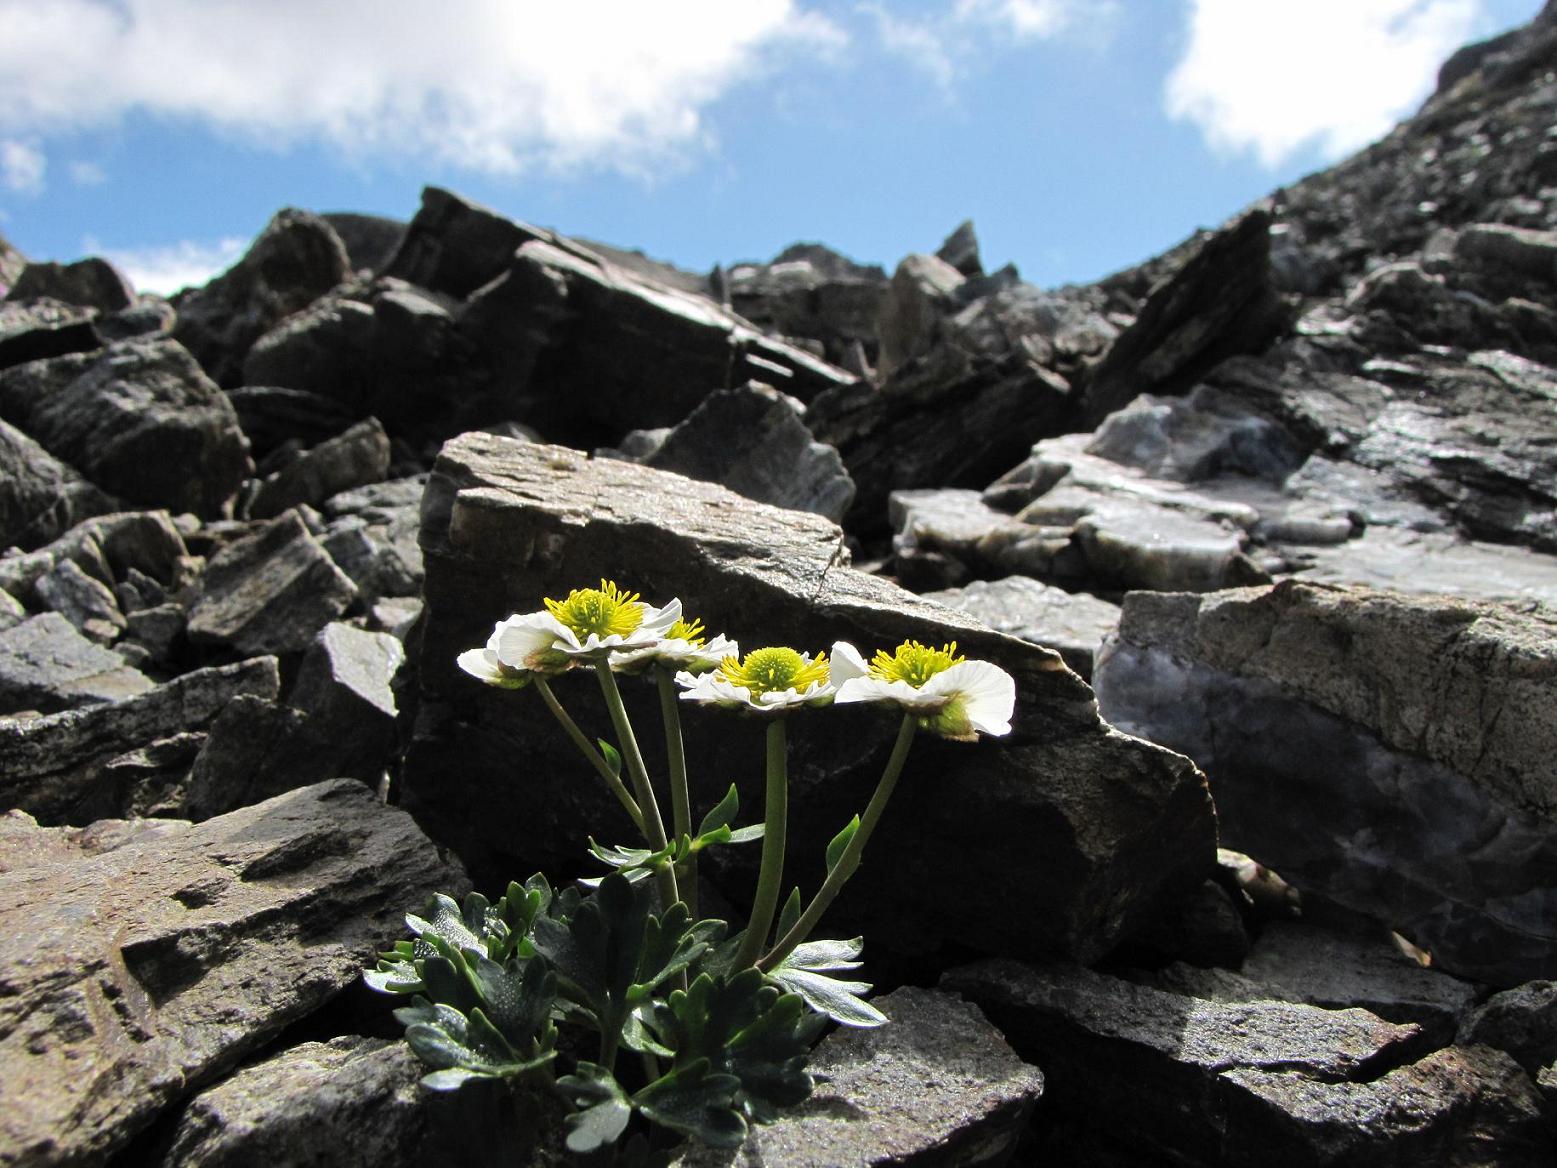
[831,640,1015,740]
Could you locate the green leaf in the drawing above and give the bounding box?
[558,1063,633,1153]
[467,953,556,1050]
[775,888,802,944]
[634,1058,747,1149]
[768,937,885,1028]
[825,816,860,875]
[697,784,741,838]
[588,837,674,873]
[598,739,624,778]
[725,824,765,844]
[364,958,422,995]
[405,1001,558,1081]
[406,893,484,955]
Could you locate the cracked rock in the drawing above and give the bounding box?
[0,611,152,713]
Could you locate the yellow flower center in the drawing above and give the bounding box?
[543,579,644,640]
[870,640,963,688]
[718,646,829,696]
[668,616,706,647]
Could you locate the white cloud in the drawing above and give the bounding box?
[1165,0,1487,167]
[0,1,842,176]
[93,237,248,297]
[68,159,106,186]
[862,4,958,90]
[954,0,1080,41]
[1,139,46,193]
[864,0,1109,89]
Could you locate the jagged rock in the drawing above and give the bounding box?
[727,243,889,370]
[0,510,193,611]
[0,655,278,823]
[0,780,467,1167]
[382,185,550,298]
[0,298,101,370]
[936,219,984,278]
[0,611,152,712]
[34,555,126,643]
[876,252,968,379]
[620,382,856,522]
[226,386,360,460]
[322,211,408,275]
[1079,210,1288,426]
[289,620,403,781]
[187,512,359,657]
[1095,581,1557,985]
[249,417,391,519]
[103,731,209,818]
[674,987,1042,1168]
[1125,878,1251,969]
[1458,981,1557,1076]
[0,588,22,631]
[946,959,1552,1166]
[0,415,115,550]
[404,434,1214,964]
[173,208,352,385]
[316,477,425,603]
[924,576,1121,681]
[0,229,24,291]
[7,256,135,311]
[240,282,379,410]
[0,338,251,517]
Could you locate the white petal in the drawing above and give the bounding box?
[935,660,1015,736]
[835,675,919,706]
[638,596,682,637]
[493,611,572,668]
[457,647,502,683]
[829,641,870,686]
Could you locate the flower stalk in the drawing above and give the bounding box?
[656,665,696,916]
[535,677,646,838]
[735,718,790,969]
[596,666,680,911]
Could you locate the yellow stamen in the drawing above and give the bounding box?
[668,616,706,647]
[543,579,645,640]
[718,646,829,696]
[870,640,963,688]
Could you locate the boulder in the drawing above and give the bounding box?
[0,338,251,517]
[1095,580,1557,985]
[936,219,984,278]
[173,208,352,385]
[7,256,135,311]
[289,620,404,781]
[225,386,360,460]
[1458,981,1557,1075]
[187,512,359,657]
[946,959,1552,1166]
[34,555,126,643]
[316,477,426,604]
[0,780,467,1167]
[0,298,101,370]
[0,509,193,611]
[0,415,115,550]
[726,242,888,370]
[381,185,550,299]
[248,416,391,519]
[403,434,1214,965]
[0,655,279,823]
[322,211,407,275]
[0,611,151,713]
[924,577,1121,681]
[674,987,1042,1168]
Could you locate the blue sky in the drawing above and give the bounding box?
[0,0,1545,296]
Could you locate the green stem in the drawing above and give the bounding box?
[736,718,789,969]
[656,667,696,917]
[596,667,680,911]
[534,678,646,838]
[759,713,917,973]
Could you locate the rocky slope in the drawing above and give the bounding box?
[1,4,1555,1164]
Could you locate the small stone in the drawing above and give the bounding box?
[0,612,152,713]
[248,416,392,519]
[34,556,126,643]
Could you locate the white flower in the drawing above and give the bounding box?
[456,637,532,689]
[610,614,738,676]
[676,645,834,713]
[484,580,681,676]
[832,639,1015,740]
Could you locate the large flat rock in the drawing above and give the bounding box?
[1094,580,1557,985]
[0,779,467,1168]
[404,434,1213,965]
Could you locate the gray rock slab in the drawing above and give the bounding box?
[674,987,1042,1168]
[8,256,135,311]
[0,510,192,606]
[1094,581,1557,984]
[248,416,391,520]
[188,512,359,656]
[0,298,101,371]
[0,780,467,1167]
[0,655,279,824]
[0,415,115,551]
[405,434,1214,965]
[317,476,425,603]
[0,338,251,516]
[0,612,152,713]
[924,577,1121,681]
[1457,980,1557,1075]
[34,555,125,643]
[945,959,1551,1167]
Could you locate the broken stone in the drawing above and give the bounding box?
[1458,981,1557,1076]
[726,242,888,370]
[673,987,1042,1168]
[404,435,1213,964]
[34,555,126,643]
[1124,878,1252,970]
[1095,581,1557,985]
[288,620,404,783]
[187,512,359,657]
[7,256,136,311]
[0,612,152,713]
[0,780,467,1166]
[936,218,984,278]
[0,297,101,371]
[924,576,1121,681]
[248,416,392,520]
[0,655,279,824]
[0,414,115,550]
[317,476,425,603]
[225,385,361,461]
[381,185,550,299]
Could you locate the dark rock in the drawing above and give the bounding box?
[0,415,115,550]
[187,512,359,657]
[1458,981,1557,1075]
[1079,210,1288,427]
[289,620,403,781]
[35,555,126,643]
[0,611,152,712]
[226,386,360,460]
[317,477,425,603]
[7,256,135,311]
[104,731,208,818]
[382,185,549,299]
[726,243,889,370]
[404,435,1213,964]
[0,779,467,1166]
[182,695,315,821]
[249,417,391,520]
[0,655,278,824]
[0,510,193,610]
[1125,877,1251,969]
[627,382,855,522]
[875,253,968,379]
[322,211,408,275]
[239,283,378,413]
[0,338,251,517]
[936,219,984,278]
[0,298,101,370]
[673,987,1042,1168]
[945,959,1552,1167]
[173,209,352,386]
[924,576,1121,681]
[1095,581,1557,985]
